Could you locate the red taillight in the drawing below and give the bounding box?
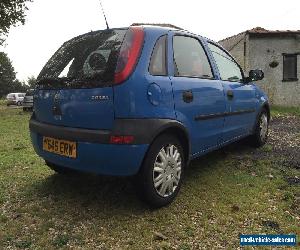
[114,26,144,84]
[110,135,134,144]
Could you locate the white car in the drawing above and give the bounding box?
[6,93,26,106]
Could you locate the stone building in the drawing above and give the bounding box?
[219,27,300,106]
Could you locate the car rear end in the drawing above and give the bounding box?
[29,27,149,176]
[6,93,17,105]
[23,90,34,111]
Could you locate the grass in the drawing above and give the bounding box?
[0,104,299,249]
[271,105,300,117]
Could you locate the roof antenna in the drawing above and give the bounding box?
[99,0,109,29]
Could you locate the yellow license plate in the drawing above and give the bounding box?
[43,136,77,158]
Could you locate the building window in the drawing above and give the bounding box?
[283,54,298,81]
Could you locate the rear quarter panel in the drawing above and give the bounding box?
[113,27,176,120]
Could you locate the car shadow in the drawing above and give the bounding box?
[30,139,255,215]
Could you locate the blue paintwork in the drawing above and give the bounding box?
[30,132,148,176]
[31,26,269,176]
[34,87,114,130]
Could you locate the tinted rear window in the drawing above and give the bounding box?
[37,29,127,88]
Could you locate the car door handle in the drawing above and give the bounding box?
[227,90,234,99]
[183,90,193,103]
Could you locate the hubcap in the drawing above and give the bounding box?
[259,113,268,141]
[153,144,182,197]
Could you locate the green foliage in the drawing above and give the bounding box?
[0,0,32,45]
[26,75,36,89]
[0,52,27,97]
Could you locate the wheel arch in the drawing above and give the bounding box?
[252,101,270,133]
[262,102,270,121]
[149,123,191,165]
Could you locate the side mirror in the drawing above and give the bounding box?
[248,69,264,81]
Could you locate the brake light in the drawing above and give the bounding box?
[110,135,134,144]
[114,26,144,84]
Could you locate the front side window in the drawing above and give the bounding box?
[283,54,297,81]
[173,36,213,78]
[149,35,167,76]
[208,43,242,82]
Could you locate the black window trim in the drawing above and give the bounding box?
[148,34,168,76]
[282,53,298,82]
[207,41,245,83]
[172,34,216,80]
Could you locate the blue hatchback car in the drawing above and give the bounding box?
[30,24,270,207]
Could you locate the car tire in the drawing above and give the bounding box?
[249,109,269,147]
[17,101,21,106]
[135,134,185,208]
[45,161,75,175]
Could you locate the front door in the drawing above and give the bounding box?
[207,43,257,142]
[170,33,226,156]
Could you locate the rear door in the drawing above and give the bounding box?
[207,43,257,141]
[170,33,226,155]
[34,29,127,130]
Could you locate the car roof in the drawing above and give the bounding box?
[65,25,220,49]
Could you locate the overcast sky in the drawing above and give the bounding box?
[1,0,300,81]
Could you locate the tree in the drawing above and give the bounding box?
[0,0,32,45]
[26,75,36,89]
[0,52,26,97]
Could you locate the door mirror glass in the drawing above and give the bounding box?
[248,69,264,81]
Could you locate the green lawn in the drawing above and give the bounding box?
[271,105,300,117]
[0,105,299,249]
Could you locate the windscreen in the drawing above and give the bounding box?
[37,29,127,88]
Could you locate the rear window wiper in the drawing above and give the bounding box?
[36,77,74,85]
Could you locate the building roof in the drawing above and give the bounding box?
[248,27,300,34]
[219,27,300,42]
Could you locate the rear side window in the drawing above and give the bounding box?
[173,36,213,78]
[208,43,242,82]
[149,35,167,76]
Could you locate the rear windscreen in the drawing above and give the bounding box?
[37,29,127,88]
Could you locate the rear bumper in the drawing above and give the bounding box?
[30,131,148,176]
[29,117,188,175]
[23,102,33,107]
[7,100,17,105]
